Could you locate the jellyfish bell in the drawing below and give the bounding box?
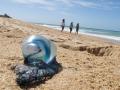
[22,35,56,66]
[22,43,41,56]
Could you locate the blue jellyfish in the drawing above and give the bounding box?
[13,35,62,86]
[22,35,56,66]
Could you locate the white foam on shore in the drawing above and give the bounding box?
[80,32,120,43]
[41,24,120,43]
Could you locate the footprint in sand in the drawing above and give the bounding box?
[59,43,113,56]
[50,38,66,43]
[59,44,88,51]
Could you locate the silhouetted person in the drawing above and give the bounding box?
[61,19,65,32]
[69,22,73,33]
[76,23,80,34]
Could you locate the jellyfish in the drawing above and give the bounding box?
[22,35,56,66]
[13,35,62,86]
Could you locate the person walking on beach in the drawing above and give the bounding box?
[69,22,73,33]
[76,23,80,34]
[61,19,65,32]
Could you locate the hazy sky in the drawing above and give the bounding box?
[0,0,120,30]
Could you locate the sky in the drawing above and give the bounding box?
[0,0,120,30]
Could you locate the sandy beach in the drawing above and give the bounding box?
[0,17,120,90]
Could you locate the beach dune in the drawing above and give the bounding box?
[0,17,120,90]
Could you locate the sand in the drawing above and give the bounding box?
[0,17,120,90]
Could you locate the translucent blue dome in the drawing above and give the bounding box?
[22,35,56,65]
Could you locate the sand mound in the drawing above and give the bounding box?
[4,30,26,38]
[0,26,27,40]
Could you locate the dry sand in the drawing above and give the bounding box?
[0,17,120,90]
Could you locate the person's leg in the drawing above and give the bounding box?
[70,28,72,33]
[77,29,78,34]
[63,26,64,31]
[61,26,64,32]
[71,28,72,33]
[76,28,79,34]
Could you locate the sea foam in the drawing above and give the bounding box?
[41,24,120,43]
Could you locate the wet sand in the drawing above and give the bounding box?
[0,17,120,90]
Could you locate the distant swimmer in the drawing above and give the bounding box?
[69,22,73,33]
[76,23,80,34]
[61,19,65,32]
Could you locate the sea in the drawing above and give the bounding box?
[37,23,120,44]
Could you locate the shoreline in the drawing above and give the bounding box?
[40,24,120,45]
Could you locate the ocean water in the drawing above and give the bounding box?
[41,24,120,43]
